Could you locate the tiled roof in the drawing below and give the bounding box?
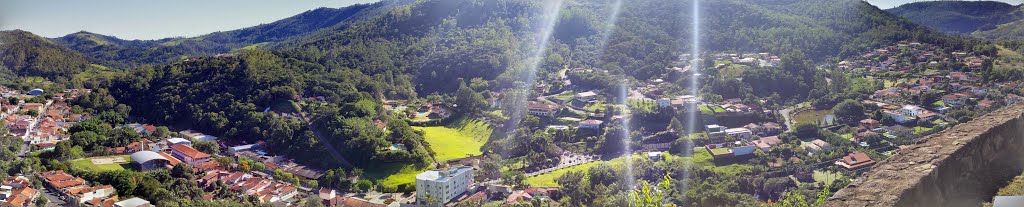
[171,144,210,159]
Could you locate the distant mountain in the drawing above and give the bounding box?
[887,1,1024,40]
[53,3,380,68]
[0,30,90,79]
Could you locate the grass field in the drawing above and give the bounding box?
[371,119,493,189]
[627,99,655,113]
[70,155,132,172]
[813,170,844,187]
[549,91,576,102]
[526,153,682,187]
[366,162,429,190]
[525,160,603,187]
[413,119,492,162]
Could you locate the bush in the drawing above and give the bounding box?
[398,183,416,192]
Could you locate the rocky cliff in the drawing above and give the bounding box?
[826,103,1024,207]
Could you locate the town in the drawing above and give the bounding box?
[2,37,1021,207]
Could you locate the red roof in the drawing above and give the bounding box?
[158,152,182,166]
[171,144,210,159]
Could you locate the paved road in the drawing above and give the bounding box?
[17,141,29,160]
[296,106,354,169]
[39,187,69,207]
[780,106,797,132]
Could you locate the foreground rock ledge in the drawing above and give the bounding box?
[825,103,1024,207]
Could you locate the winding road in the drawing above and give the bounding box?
[296,105,355,169]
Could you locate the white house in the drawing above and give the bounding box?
[724,128,753,140]
[578,120,604,130]
[731,142,757,156]
[114,197,153,207]
[657,98,672,108]
[416,166,474,206]
[166,138,192,147]
[575,91,598,102]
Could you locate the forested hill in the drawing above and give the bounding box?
[0,30,90,80]
[888,1,1022,34]
[886,1,1024,40]
[51,2,382,68]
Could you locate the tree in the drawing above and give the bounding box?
[24,109,38,117]
[629,174,677,207]
[35,196,48,207]
[354,179,373,192]
[501,170,526,188]
[794,123,820,139]
[153,126,170,138]
[833,99,866,124]
[193,141,219,155]
[455,79,485,115]
[171,164,195,179]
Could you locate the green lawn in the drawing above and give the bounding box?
[549,91,576,102]
[813,170,844,187]
[525,153,675,187]
[525,160,603,187]
[366,162,429,189]
[584,101,607,112]
[627,99,655,113]
[708,147,731,156]
[413,119,492,162]
[69,155,132,172]
[699,105,714,115]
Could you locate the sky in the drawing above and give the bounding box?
[3,0,1024,40]
[0,0,380,40]
[865,0,1024,9]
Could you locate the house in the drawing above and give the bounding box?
[113,197,153,207]
[180,130,218,142]
[804,139,833,154]
[416,166,474,206]
[575,91,599,102]
[647,152,663,161]
[884,105,933,124]
[166,138,192,146]
[70,185,117,205]
[170,144,211,166]
[761,122,782,135]
[526,101,558,117]
[705,141,757,160]
[706,125,725,139]
[2,187,38,207]
[835,152,876,170]
[859,119,880,131]
[751,136,781,152]
[725,128,753,140]
[506,187,560,206]
[3,176,30,189]
[657,98,672,108]
[35,142,57,151]
[228,144,259,154]
[578,119,604,130]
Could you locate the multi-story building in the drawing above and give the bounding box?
[416,166,474,206]
[170,144,211,166]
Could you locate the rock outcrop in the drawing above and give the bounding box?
[826,103,1024,207]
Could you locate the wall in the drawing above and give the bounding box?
[826,103,1024,207]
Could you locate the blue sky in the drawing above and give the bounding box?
[0,0,379,40]
[2,0,1023,40]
